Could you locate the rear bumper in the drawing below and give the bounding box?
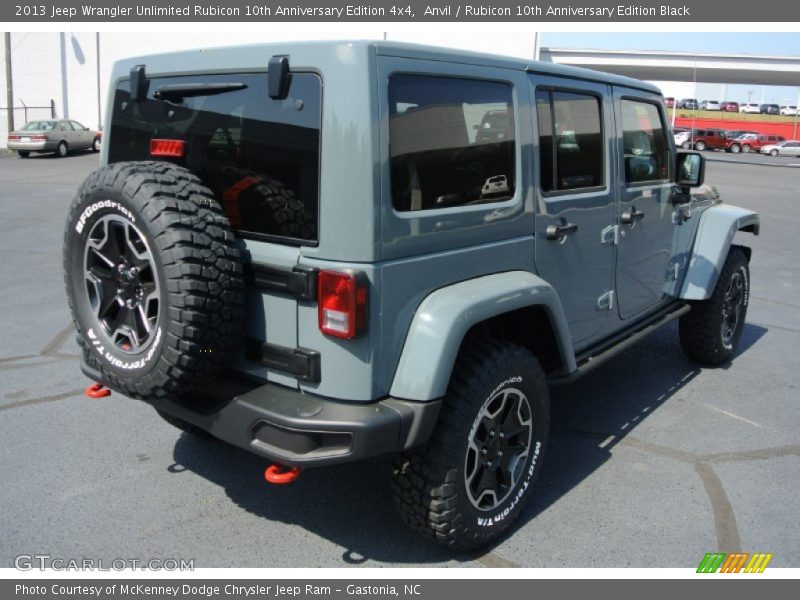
[7,141,57,152]
[81,360,441,468]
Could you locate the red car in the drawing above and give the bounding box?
[726,133,786,153]
[720,101,740,112]
[689,128,728,151]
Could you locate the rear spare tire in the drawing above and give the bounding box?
[63,161,245,398]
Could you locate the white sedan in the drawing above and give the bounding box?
[761,140,800,157]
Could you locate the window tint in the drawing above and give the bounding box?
[70,121,86,131]
[109,72,321,243]
[388,75,515,212]
[620,99,670,184]
[537,90,604,192]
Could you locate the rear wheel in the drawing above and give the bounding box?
[679,247,749,365]
[18,151,30,158]
[56,141,68,157]
[391,338,549,551]
[695,141,707,151]
[729,144,741,154]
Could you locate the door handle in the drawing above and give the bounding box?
[621,206,645,225]
[546,221,578,240]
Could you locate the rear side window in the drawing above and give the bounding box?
[109,72,321,243]
[620,99,669,185]
[537,90,604,193]
[388,75,515,212]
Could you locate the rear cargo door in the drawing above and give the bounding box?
[108,71,322,388]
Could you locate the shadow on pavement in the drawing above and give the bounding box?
[170,321,767,565]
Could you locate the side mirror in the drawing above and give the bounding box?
[676,151,705,188]
[84,127,89,131]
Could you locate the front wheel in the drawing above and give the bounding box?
[729,144,741,154]
[18,151,30,158]
[770,149,779,157]
[681,141,692,149]
[679,247,750,365]
[91,137,100,152]
[391,338,549,551]
[742,145,751,153]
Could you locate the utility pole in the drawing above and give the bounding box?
[4,32,13,134]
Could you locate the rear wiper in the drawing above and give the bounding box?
[153,83,247,102]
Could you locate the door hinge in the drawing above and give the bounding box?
[597,290,615,311]
[601,224,619,245]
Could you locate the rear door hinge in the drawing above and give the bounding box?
[597,290,615,311]
[601,224,619,245]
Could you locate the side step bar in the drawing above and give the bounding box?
[549,302,691,386]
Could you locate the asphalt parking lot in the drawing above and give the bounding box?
[0,150,798,568]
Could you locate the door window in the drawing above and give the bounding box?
[537,90,604,193]
[620,99,670,185]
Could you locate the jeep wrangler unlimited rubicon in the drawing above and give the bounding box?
[63,41,759,551]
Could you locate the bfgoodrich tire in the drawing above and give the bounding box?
[679,247,750,365]
[391,338,549,551]
[63,161,245,399]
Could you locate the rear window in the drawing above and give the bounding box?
[388,75,515,212]
[108,72,321,244]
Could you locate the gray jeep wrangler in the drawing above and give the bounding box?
[63,41,759,551]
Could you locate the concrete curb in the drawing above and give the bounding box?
[705,156,800,168]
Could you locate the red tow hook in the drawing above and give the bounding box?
[264,463,302,485]
[85,383,111,398]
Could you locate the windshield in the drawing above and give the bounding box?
[22,121,57,131]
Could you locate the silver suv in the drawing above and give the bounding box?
[63,41,759,551]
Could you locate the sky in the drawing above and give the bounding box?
[540,33,800,104]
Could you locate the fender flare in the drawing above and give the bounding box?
[389,271,575,401]
[680,204,760,301]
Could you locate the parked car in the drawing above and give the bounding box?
[725,129,758,140]
[665,97,675,108]
[674,129,693,149]
[726,133,785,153]
[761,140,800,156]
[720,101,740,112]
[759,104,780,115]
[739,103,761,114]
[780,105,798,116]
[678,98,699,109]
[62,40,759,551]
[687,128,728,151]
[699,100,721,111]
[7,119,100,158]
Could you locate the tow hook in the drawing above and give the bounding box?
[85,383,111,398]
[264,463,302,485]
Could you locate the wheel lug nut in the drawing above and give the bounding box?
[498,451,503,457]
[489,431,496,437]
[499,432,505,438]
[487,461,493,467]
[481,448,487,455]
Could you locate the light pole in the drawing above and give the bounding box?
[4,32,13,134]
[794,89,800,140]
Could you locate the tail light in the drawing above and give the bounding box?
[8,135,20,141]
[318,270,367,339]
[150,139,185,158]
